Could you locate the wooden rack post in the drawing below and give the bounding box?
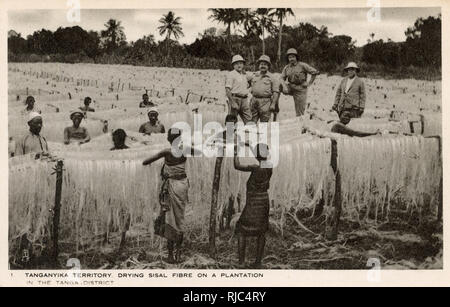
[52,160,64,266]
[209,156,223,257]
[326,139,342,241]
[420,114,425,135]
[424,135,442,222]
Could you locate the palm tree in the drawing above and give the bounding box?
[158,11,184,56]
[238,9,259,63]
[255,9,276,54]
[270,8,295,65]
[208,9,242,54]
[101,19,126,53]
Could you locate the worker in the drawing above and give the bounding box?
[139,93,155,108]
[79,97,95,112]
[249,55,280,123]
[15,112,49,157]
[64,111,91,145]
[142,128,202,263]
[330,111,378,137]
[234,143,273,268]
[225,55,253,124]
[111,128,129,150]
[139,108,165,135]
[21,96,41,116]
[280,48,320,116]
[332,62,366,118]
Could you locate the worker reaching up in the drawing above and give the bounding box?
[234,143,273,268]
[143,128,203,264]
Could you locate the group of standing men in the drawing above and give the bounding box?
[225,48,366,125]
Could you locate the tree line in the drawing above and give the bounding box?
[8,9,441,79]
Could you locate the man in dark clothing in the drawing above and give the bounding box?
[331,111,378,137]
[139,93,155,108]
[79,97,95,112]
[139,108,165,135]
[111,129,129,150]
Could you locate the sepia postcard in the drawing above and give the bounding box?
[0,0,448,288]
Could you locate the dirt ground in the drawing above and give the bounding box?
[43,209,442,270]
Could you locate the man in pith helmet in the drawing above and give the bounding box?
[280,48,320,116]
[225,54,253,124]
[332,62,366,118]
[249,55,280,123]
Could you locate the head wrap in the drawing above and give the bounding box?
[148,107,159,115]
[28,112,42,123]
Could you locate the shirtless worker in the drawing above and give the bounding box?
[21,96,41,116]
[64,111,91,145]
[79,97,95,112]
[15,112,49,157]
[225,55,253,124]
[139,108,165,135]
[280,48,319,116]
[139,93,155,108]
[111,128,130,150]
[249,55,280,123]
[330,111,378,137]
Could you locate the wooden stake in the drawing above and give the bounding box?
[52,160,64,266]
[409,121,415,134]
[326,139,342,241]
[209,157,223,257]
[420,114,425,135]
[429,135,442,222]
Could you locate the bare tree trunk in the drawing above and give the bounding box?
[277,17,284,65]
[227,24,232,55]
[250,45,255,64]
[209,157,223,257]
[52,160,64,267]
[166,36,171,58]
[261,26,265,54]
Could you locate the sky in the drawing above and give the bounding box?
[8,7,441,47]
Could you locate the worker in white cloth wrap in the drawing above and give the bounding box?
[15,112,49,157]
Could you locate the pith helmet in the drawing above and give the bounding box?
[257,55,271,65]
[344,62,360,72]
[286,48,298,57]
[231,54,245,65]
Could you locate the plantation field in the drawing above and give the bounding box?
[8,62,442,270]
